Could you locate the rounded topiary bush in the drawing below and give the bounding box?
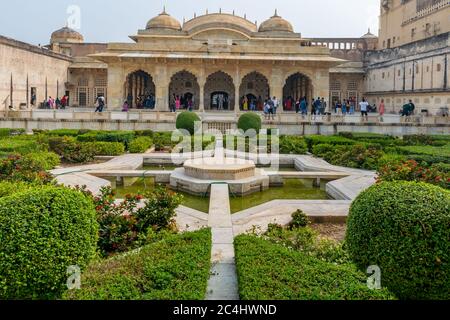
[176,112,201,135]
[238,113,262,135]
[0,186,98,299]
[346,181,450,300]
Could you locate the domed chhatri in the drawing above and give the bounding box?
[50,26,84,44]
[146,8,182,31]
[361,28,377,39]
[259,10,294,33]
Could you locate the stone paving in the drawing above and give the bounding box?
[205,183,239,301]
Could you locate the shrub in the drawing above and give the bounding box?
[176,112,201,135]
[49,137,96,163]
[80,185,182,257]
[346,181,450,300]
[135,186,183,232]
[134,130,154,137]
[0,186,98,299]
[0,138,43,154]
[289,210,310,229]
[0,128,26,137]
[22,151,61,170]
[305,135,355,152]
[235,235,395,300]
[64,229,211,300]
[128,137,153,154]
[279,136,308,155]
[153,132,179,151]
[0,181,33,198]
[377,160,449,189]
[87,142,126,156]
[0,154,53,183]
[77,131,135,148]
[46,129,86,137]
[313,143,384,170]
[237,113,262,135]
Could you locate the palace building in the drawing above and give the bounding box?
[0,0,449,116]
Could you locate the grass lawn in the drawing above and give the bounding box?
[234,235,395,300]
[64,229,211,300]
[399,145,450,158]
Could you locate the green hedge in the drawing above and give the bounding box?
[235,235,395,300]
[176,112,201,135]
[0,139,43,154]
[77,131,135,147]
[128,137,153,154]
[0,181,33,198]
[153,132,180,151]
[238,113,262,134]
[305,135,355,152]
[86,142,126,156]
[22,152,61,170]
[0,128,26,137]
[0,187,98,299]
[312,143,384,170]
[279,136,308,155]
[49,137,96,163]
[64,229,211,300]
[346,182,450,300]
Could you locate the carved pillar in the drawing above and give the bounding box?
[270,68,284,113]
[106,64,125,110]
[154,65,169,111]
[234,66,241,115]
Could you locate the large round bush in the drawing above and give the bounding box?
[176,112,201,135]
[0,187,98,299]
[238,113,262,135]
[346,181,450,300]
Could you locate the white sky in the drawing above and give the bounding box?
[0,0,380,45]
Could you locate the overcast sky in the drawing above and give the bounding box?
[0,0,380,45]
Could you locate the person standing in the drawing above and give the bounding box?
[175,95,181,111]
[379,99,385,122]
[242,96,248,111]
[122,100,129,112]
[218,94,224,110]
[170,94,176,112]
[267,98,275,120]
[300,97,308,118]
[60,95,68,109]
[95,95,105,113]
[342,100,348,115]
[359,98,369,122]
[272,96,279,115]
[336,100,342,115]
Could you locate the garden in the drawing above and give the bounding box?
[0,117,449,300]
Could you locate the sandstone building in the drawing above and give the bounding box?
[1,0,449,115]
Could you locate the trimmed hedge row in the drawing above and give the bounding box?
[346,182,450,300]
[0,128,26,137]
[64,229,211,300]
[128,137,153,154]
[0,187,98,299]
[235,235,395,300]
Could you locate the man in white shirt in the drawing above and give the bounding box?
[359,98,369,122]
[271,96,279,115]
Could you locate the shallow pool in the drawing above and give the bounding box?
[110,177,329,214]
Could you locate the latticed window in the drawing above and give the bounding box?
[78,78,88,87]
[347,81,357,91]
[95,77,107,87]
[77,87,90,107]
[330,81,341,91]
